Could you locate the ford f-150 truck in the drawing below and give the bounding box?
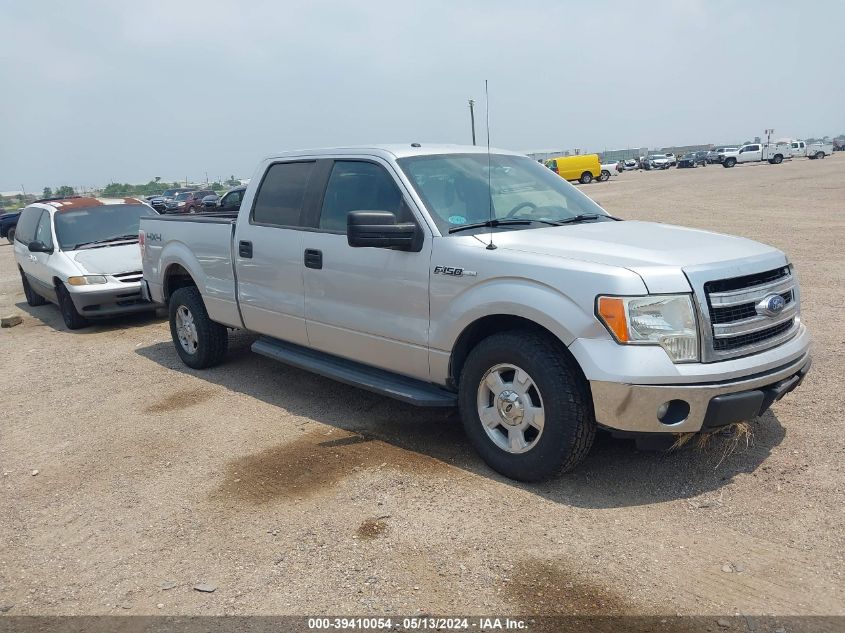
[140,144,811,481]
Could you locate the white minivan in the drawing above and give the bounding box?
[14,197,158,329]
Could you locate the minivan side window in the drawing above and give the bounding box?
[15,207,42,244]
[252,161,316,227]
[318,161,407,232]
[34,211,53,249]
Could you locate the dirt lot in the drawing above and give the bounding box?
[1,156,843,618]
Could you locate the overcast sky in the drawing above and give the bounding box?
[1,0,843,192]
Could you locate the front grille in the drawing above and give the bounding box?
[703,266,798,358]
[114,271,143,283]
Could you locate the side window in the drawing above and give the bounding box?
[319,161,408,232]
[15,208,42,244]
[34,212,53,248]
[223,190,242,210]
[252,162,315,227]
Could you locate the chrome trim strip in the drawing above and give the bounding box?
[708,276,794,307]
[712,305,797,337]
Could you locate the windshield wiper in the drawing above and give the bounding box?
[72,234,139,250]
[542,214,611,225]
[448,219,532,234]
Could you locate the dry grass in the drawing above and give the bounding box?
[670,421,754,467]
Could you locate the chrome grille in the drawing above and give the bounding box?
[114,271,143,283]
[702,266,799,359]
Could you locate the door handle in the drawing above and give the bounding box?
[239,240,253,258]
[304,248,322,269]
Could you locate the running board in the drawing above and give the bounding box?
[251,337,457,407]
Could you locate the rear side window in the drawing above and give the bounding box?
[15,207,42,244]
[252,162,315,227]
[319,161,406,232]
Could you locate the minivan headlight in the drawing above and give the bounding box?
[597,294,699,362]
[67,275,108,286]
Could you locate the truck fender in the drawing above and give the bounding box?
[158,241,209,300]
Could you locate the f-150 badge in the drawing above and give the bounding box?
[434,266,477,277]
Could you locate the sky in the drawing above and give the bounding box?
[1,0,843,192]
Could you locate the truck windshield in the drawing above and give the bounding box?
[54,204,155,250]
[398,153,609,235]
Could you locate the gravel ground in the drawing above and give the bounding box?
[0,155,843,617]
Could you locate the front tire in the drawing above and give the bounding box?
[56,283,89,330]
[169,286,228,369]
[458,331,596,481]
[579,172,593,184]
[598,170,610,182]
[723,157,736,168]
[19,269,47,306]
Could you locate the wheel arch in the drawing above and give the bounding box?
[163,262,198,303]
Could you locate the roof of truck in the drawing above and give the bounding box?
[266,143,523,161]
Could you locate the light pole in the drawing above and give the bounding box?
[468,99,477,146]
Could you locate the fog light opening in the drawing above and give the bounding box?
[657,399,691,425]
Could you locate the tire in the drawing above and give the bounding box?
[56,283,89,330]
[169,286,228,369]
[6,227,15,244]
[598,170,610,182]
[723,157,736,168]
[771,154,783,164]
[816,151,825,159]
[458,331,596,482]
[579,172,593,184]
[19,269,47,307]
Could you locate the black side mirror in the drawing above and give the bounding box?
[28,240,52,253]
[347,211,420,252]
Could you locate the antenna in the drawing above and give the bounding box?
[485,79,496,250]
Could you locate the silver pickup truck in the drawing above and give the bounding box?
[140,144,811,481]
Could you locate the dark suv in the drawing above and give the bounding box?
[165,190,215,214]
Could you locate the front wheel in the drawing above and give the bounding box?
[598,170,610,182]
[169,286,228,369]
[458,331,596,481]
[723,157,736,168]
[579,172,593,184]
[56,283,89,330]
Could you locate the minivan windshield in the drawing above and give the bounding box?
[397,154,609,235]
[54,204,155,250]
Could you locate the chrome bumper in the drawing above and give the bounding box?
[590,352,811,433]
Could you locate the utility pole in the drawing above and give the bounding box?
[468,99,477,146]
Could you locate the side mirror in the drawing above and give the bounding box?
[347,211,420,251]
[28,240,52,253]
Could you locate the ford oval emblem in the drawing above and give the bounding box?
[757,293,786,316]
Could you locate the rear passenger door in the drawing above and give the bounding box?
[301,158,432,381]
[233,161,318,346]
[14,208,48,289]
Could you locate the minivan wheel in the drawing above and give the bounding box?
[56,283,89,330]
[723,158,736,168]
[579,172,593,184]
[598,170,610,182]
[458,331,596,481]
[19,269,46,306]
[6,227,15,244]
[169,286,228,369]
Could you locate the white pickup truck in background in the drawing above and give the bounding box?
[789,140,833,160]
[139,144,811,481]
[721,142,791,168]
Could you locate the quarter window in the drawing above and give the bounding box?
[319,161,407,232]
[252,162,315,227]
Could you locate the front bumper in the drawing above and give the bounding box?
[68,282,156,318]
[589,352,811,433]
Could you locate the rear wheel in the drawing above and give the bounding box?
[169,286,228,369]
[771,154,783,164]
[6,227,15,244]
[723,157,736,168]
[56,283,89,330]
[19,269,47,306]
[598,170,610,182]
[816,151,825,159]
[458,331,596,481]
[579,172,593,184]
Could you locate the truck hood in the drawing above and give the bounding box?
[70,242,142,275]
[488,220,784,293]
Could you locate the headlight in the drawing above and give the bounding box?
[597,294,699,362]
[67,275,108,286]
[177,201,186,207]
